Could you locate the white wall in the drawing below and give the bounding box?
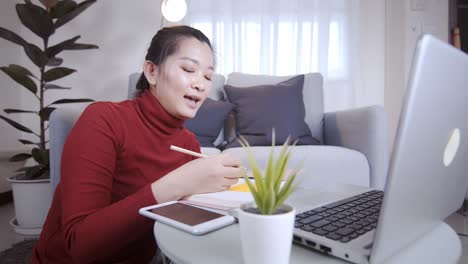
[1,0,164,153]
[0,0,23,153]
[1,0,450,155]
[385,0,448,149]
[20,0,164,102]
[357,0,386,107]
[385,0,407,151]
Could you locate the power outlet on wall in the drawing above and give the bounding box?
[411,0,426,11]
[422,24,438,36]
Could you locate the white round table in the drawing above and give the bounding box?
[154,220,461,264]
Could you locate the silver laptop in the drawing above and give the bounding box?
[292,35,468,263]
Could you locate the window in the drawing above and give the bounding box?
[185,0,370,111]
[190,10,349,79]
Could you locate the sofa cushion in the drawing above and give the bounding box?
[185,98,234,147]
[222,145,370,189]
[226,72,324,144]
[209,74,226,100]
[224,75,319,147]
[200,147,222,156]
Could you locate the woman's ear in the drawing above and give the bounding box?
[143,61,159,86]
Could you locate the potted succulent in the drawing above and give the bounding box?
[0,0,98,234]
[238,133,301,264]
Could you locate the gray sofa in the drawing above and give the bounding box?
[49,72,388,196]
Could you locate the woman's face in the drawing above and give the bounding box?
[148,37,214,120]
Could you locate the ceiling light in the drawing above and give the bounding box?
[161,0,187,22]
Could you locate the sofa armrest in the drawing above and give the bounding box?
[49,104,89,196]
[324,105,388,190]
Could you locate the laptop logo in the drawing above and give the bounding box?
[443,128,460,167]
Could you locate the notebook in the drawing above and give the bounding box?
[182,179,254,211]
[291,35,468,264]
[182,169,292,210]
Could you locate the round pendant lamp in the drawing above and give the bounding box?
[161,0,187,22]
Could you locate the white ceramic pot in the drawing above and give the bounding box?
[238,202,296,264]
[7,176,52,234]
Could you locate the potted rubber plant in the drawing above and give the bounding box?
[0,0,98,234]
[237,133,301,264]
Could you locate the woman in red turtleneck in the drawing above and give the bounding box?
[31,26,243,264]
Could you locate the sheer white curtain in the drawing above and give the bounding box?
[183,0,382,111]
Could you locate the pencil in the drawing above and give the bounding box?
[169,145,250,176]
[169,145,208,158]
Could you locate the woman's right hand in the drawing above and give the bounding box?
[151,153,245,203]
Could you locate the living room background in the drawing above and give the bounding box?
[184,0,385,113]
[0,0,448,154]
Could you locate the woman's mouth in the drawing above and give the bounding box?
[183,95,200,108]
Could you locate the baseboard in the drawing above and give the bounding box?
[0,191,13,206]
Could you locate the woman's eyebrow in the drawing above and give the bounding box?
[179,57,214,70]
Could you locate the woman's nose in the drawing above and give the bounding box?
[191,77,205,92]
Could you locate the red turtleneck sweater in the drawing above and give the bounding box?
[31,90,199,263]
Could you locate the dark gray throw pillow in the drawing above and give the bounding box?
[224,75,319,147]
[185,98,234,147]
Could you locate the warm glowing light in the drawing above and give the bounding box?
[161,0,187,22]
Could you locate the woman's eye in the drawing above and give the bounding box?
[205,76,212,81]
[182,68,194,73]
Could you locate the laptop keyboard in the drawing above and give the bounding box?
[294,190,383,243]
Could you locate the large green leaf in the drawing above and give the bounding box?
[24,43,49,67]
[43,67,76,82]
[54,0,96,29]
[0,65,37,94]
[18,139,39,145]
[39,0,58,9]
[4,109,37,114]
[9,64,35,78]
[47,35,80,57]
[0,27,28,47]
[49,98,94,105]
[16,3,55,39]
[50,0,77,19]
[39,107,56,121]
[65,43,98,50]
[15,166,29,172]
[47,57,63,66]
[32,148,49,166]
[18,164,48,180]
[10,153,32,162]
[0,115,34,133]
[44,84,71,90]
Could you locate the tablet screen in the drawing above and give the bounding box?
[151,202,225,226]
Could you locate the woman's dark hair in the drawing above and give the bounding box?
[135,25,213,97]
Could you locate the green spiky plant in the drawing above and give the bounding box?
[0,0,98,180]
[239,132,301,215]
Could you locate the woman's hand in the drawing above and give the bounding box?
[151,153,244,203]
